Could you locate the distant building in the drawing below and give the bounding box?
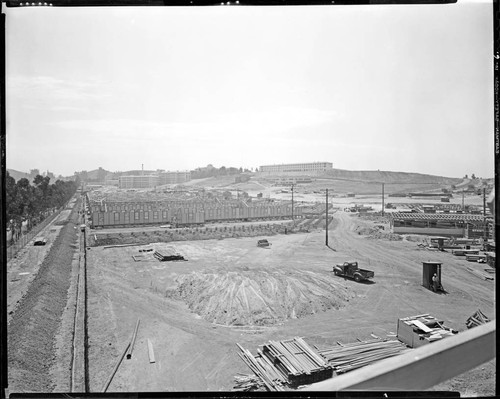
[119,175,159,189]
[273,177,313,185]
[259,162,332,175]
[159,171,191,185]
[105,178,119,186]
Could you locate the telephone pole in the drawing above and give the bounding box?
[483,187,488,248]
[326,188,329,246]
[291,184,294,223]
[381,183,385,216]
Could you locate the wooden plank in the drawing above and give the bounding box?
[411,319,433,333]
[126,319,140,360]
[147,339,156,363]
[302,321,495,392]
[102,342,131,392]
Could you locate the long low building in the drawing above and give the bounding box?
[390,212,493,238]
[259,162,332,175]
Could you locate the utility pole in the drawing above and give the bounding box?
[291,184,294,223]
[462,189,465,211]
[326,188,329,246]
[483,188,488,248]
[381,183,385,216]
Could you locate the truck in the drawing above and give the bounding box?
[332,261,374,282]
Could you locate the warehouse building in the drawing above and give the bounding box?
[259,162,332,175]
[390,212,493,239]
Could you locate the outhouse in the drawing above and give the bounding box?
[422,261,442,291]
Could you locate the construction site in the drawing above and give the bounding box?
[6,168,496,395]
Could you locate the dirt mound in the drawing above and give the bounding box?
[167,269,353,326]
[354,224,402,241]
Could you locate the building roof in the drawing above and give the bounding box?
[390,212,491,222]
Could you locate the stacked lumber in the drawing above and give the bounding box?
[235,337,333,391]
[236,343,287,391]
[262,337,333,386]
[316,339,408,374]
[154,250,186,261]
[232,374,266,391]
[466,309,490,329]
[466,267,494,281]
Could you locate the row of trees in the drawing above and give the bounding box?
[6,171,78,235]
[191,164,253,179]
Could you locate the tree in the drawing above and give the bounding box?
[471,173,476,179]
[29,169,40,181]
[464,174,468,179]
[97,167,107,182]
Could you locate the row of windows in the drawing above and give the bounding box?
[261,163,332,172]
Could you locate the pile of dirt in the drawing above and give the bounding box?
[166,269,354,326]
[403,234,427,243]
[354,224,401,241]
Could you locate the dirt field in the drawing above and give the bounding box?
[86,210,495,394]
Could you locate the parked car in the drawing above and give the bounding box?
[257,239,270,248]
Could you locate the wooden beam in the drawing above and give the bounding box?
[302,321,495,392]
[147,339,156,363]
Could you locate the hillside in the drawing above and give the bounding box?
[7,169,30,181]
[324,169,462,185]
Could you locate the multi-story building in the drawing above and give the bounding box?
[259,162,333,175]
[159,171,191,185]
[119,175,160,189]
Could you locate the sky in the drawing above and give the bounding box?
[5,1,495,178]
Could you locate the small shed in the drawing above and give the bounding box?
[397,314,456,348]
[422,261,442,291]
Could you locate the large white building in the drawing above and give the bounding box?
[259,162,333,175]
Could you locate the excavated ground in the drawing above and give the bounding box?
[85,210,495,394]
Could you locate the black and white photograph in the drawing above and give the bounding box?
[1,0,496,396]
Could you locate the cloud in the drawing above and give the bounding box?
[7,75,112,109]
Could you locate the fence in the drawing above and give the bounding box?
[6,207,64,262]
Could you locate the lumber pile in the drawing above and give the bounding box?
[232,374,266,392]
[235,337,333,391]
[466,309,490,329]
[316,339,408,374]
[154,250,186,262]
[466,267,494,281]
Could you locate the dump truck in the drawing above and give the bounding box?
[257,239,270,247]
[332,261,374,282]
